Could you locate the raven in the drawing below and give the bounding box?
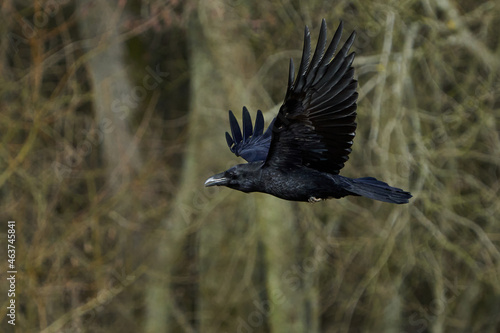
[205,20,412,204]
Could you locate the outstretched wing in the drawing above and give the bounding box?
[265,19,358,174]
[225,107,275,162]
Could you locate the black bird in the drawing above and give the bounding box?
[205,20,412,204]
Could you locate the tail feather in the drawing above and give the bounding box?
[346,177,412,204]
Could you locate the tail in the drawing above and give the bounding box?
[345,177,412,204]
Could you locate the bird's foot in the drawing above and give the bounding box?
[308,197,323,203]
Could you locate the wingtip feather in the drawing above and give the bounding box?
[242,106,253,140]
[287,58,295,90]
[293,25,312,91]
[228,110,242,143]
[254,110,265,136]
[225,132,234,149]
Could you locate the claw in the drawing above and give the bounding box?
[308,197,323,203]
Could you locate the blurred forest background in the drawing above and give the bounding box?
[1,0,500,332]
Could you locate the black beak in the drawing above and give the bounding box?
[204,172,228,187]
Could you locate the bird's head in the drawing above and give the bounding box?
[204,162,263,193]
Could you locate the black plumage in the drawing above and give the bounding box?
[205,20,412,204]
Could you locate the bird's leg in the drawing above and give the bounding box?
[308,197,323,203]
